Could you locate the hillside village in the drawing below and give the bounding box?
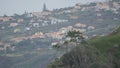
[0,0,120,52]
[0,0,120,68]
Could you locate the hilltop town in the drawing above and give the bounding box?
[0,0,120,53]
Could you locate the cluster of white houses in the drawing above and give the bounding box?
[11,23,95,43]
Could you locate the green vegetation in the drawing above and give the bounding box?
[66,30,84,43]
[48,27,120,68]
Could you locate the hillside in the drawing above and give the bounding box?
[48,27,120,68]
[0,0,120,68]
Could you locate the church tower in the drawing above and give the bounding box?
[43,3,48,12]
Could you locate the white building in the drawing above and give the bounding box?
[33,23,40,27]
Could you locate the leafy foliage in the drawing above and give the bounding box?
[66,30,84,43]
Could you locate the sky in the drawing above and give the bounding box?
[0,0,106,16]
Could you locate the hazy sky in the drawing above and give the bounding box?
[0,0,106,16]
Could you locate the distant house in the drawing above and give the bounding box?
[51,18,57,24]
[96,2,110,10]
[25,27,30,31]
[63,10,72,13]
[14,28,21,33]
[32,11,52,17]
[67,26,73,31]
[81,8,86,11]
[42,22,48,26]
[113,2,120,9]
[17,18,24,23]
[0,16,13,22]
[88,26,95,30]
[73,28,86,32]
[74,23,86,28]
[51,18,68,24]
[70,16,78,19]
[33,23,40,27]
[51,42,59,46]
[31,12,42,17]
[41,11,52,16]
[10,23,18,27]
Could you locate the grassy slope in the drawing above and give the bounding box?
[48,27,120,68]
[89,27,120,53]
